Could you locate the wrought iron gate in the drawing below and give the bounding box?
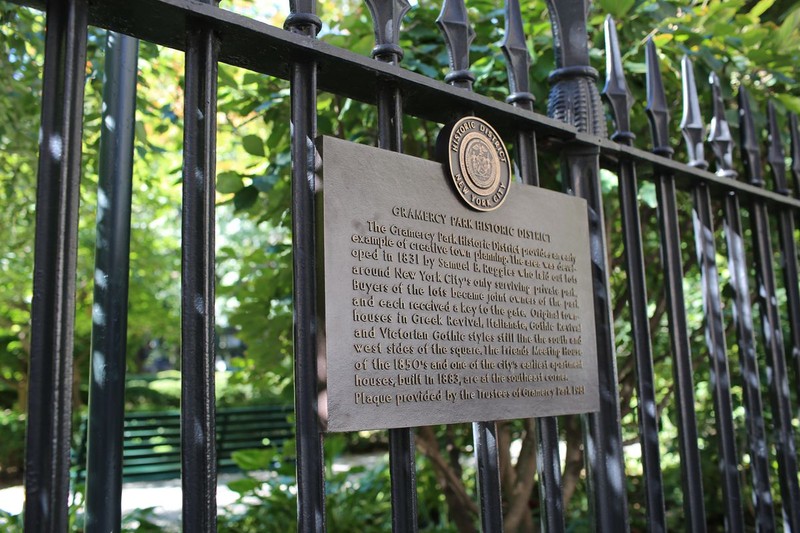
[6,0,800,531]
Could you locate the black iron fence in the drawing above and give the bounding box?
[5,0,800,531]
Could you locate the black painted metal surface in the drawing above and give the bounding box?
[604,21,665,533]
[8,0,800,529]
[180,3,219,529]
[84,31,138,533]
[364,0,418,530]
[647,43,708,533]
[437,1,502,529]
[286,0,326,530]
[546,2,628,531]
[501,1,563,531]
[3,0,799,210]
[784,114,800,394]
[730,87,776,532]
[701,71,743,533]
[24,0,88,530]
[753,103,800,531]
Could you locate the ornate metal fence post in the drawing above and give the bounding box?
[645,42,707,532]
[702,71,745,533]
[735,87,778,532]
[545,2,628,530]
[759,103,800,530]
[603,19,665,532]
[437,2,503,530]
[502,1,564,530]
[785,114,800,389]
[364,1,419,530]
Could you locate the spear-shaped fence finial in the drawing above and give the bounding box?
[602,16,633,143]
[437,0,475,89]
[545,0,606,135]
[707,72,736,178]
[645,38,673,158]
[680,57,707,169]
[365,0,411,63]
[501,0,533,107]
[789,113,800,196]
[767,101,790,195]
[737,87,763,187]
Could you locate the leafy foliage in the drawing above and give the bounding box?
[2,0,800,529]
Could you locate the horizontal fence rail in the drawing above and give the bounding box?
[6,0,800,531]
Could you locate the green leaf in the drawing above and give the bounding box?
[597,0,635,18]
[216,171,243,194]
[231,448,273,471]
[227,477,263,494]
[776,94,800,114]
[749,0,775,18]
[242,135,265,157]
[234,185,259,211]
[242,72,261,86]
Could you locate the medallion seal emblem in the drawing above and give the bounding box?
[441,116,511,211]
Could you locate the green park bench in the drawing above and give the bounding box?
[72,405,293,483]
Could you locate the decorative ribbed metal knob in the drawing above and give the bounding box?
[545,0,605,136]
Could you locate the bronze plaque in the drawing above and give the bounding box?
[317,136,599,432]
[443,117,511,211]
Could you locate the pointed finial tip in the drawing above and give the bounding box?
[644,38,672,157]
[738,85,764,186]
[767,100,790,194]
[501,0,532,98]
[437,0,476,85]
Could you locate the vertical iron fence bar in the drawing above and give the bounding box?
[782,114,800,398]
[181,4,219,530]
[698,72,743,533]
[364,1,419,530]
[545,2,628,530]
[472,422,503,532]
[603,20,666,533]
[84,31,138,533]
[24,0,88,530]
[680,60,741,531]
[501,1,563,531]
[436,2,502,529]
[645,41,707,533]
[726,87,776,532]
[285,1,326,529]
[752,102,800,530]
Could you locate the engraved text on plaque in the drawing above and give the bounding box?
[317,136,599,432]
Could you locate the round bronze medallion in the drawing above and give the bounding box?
[444,117,511,211]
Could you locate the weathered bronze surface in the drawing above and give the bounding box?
[441,117,511,211]
[317,136,598,432]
